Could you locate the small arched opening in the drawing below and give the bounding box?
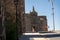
[32,26,36,32]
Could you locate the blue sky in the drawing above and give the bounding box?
[25,0,60,30]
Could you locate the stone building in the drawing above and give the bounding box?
[4,0,25,34]
[24,6,48,32]
[0,0,6,40]
[0,0,25,40]
[0,0,48,40]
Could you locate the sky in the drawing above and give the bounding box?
[25,0,60,31]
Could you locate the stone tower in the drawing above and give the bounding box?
[4,0,25,34]
[0,0,25,39]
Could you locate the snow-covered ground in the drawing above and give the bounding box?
[19,31,60,40]
[23,32,60,35]
[30,37,60,40]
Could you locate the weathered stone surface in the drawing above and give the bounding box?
[0,0,48,36]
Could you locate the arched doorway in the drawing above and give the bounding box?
[32,26,36,32]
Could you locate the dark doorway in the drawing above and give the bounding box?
[32,26,36,32]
